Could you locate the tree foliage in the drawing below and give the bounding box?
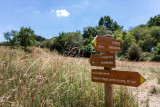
[147,14,160,27]
[81,35,95,57]
[83,27,99,38]
[99,16,123,31]
[83,26,113,38]
[3,27,38,51]
[18,27,35,50]
[50,32,83,56]
[116,31,136,56]
[129,26,160,52]
[155,43,160,55]
[3,30,18,47]
[35,35,46,42]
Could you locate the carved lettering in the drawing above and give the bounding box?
[101,61,113,64]
[112,41,120,45]
[98,45,104,48]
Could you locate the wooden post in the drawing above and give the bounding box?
[104,35,114,107]
[104,67,113,107]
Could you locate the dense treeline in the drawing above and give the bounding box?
[127,14,160,61]
[47,16,122,57]
[2,15,160,61]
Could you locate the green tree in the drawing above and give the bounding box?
[154,43,160,55]
[80,43,95,57]
[150,26,160,45]
[83,26,113,39]
[142,34,155,52]
[97,26,113,36]
[99,16,113,30]
[18,27,35,51]
[117,31,136,56]
[3,30,18,47]
[147,14,160,27]
[83,27,99,38]
[129,26,148,43]
[51,32,83,56]
[98,16,123,31]
[83,35,94,46]
[51,32,67,52]
[129,26,160,52]
[151,43,160,61]
[64,32,83,53]
[35,35,46,42]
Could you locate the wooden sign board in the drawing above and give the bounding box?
[89,53,115,68]
[92,36,121,52]
[92,69,146,87]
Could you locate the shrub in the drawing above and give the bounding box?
[141,52,153,61]
[127,44,142,61]
[50,32,83,55]
[40,40,52,48]
[79,44,96,57]
[151,55,160,61]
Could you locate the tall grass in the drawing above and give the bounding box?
[0,47,138,106]
[114,87,138,107]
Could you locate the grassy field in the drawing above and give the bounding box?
[0,46,159,107]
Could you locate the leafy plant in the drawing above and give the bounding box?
[128,44,142,61]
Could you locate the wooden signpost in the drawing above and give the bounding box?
[89,35,146,107]
[92,69,146,87]
[92,36,121,52]
[89,53,115,68]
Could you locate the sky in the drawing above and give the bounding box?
[0,0,160,42]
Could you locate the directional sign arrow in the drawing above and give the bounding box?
[89,53,115,68]
[92,36,121,52]
[92,69,146,87]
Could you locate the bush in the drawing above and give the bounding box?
[127,44,142,61]
[79,44,96,57]
[154,43,160,55]
[50,32,83,56]
[151,55,160,61]
[40,40,52,48]
[141,52,153,61]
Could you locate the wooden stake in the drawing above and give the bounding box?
[104,67,113,107]
[104,35,114,107]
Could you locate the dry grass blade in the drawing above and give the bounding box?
[24,57,41,77]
